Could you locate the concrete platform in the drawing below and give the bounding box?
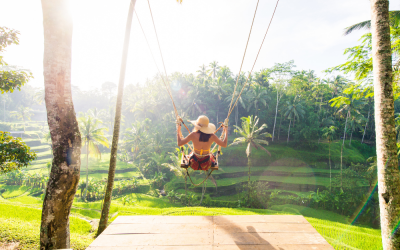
[87,215,334,250]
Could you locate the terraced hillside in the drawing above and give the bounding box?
[167,141,374,200]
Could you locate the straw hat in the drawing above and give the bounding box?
[190,115,216,134]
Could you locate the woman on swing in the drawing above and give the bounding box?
[177,115,228,171]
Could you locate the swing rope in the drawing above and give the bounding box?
[142,0,280,186]
[215,0,281,134]
[186,169,214,187]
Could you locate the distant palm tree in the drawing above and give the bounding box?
[229,116,271,188]
[218,66,232,82]
[322,126,337,192]
[284,98,305,143]
[246,85,270,117]
[348,114,365,146]
[79,115,109,201]
[88,108,107,122]
[210,77,228,123]
[149,151,168,173]
[207,61,220,79]
[344,10,400,35]
[196,64,208,80]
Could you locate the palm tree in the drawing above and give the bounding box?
[369,1,400,247]
[218,66,232,82]
[348,114,365,146]
[98,0,137,235]
[322,126,337,192]
[196,64,208,80]
[330,96,365,146]
[79,115,109,201]
[284,98,305,143]
[229,116,271,188]
[88,108,107,122]
[246,85,270,117]
[10,106,33,132]
[207,61,220,79]
[149,151,168,173]
[210,77,228,123]
[330,95,364,189]
[344,10,400,35]
[224,87,246,127]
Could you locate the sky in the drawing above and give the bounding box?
[1,0,399,91]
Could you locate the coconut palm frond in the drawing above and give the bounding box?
[344,20,371,36]
[253,139,269,145]
[255,143,271,156]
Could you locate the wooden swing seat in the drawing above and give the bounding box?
[180,153,218,170]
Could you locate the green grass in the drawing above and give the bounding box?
[0,203,93,250]
[174,174,333,187]
[30,145,51,151]
[1,191,383,250]
[212,165,341,175]
[35,150,52,158]
[0,185,31,199]
[308,218,382,249]
[7,195,43,206]
[221,140,374,167]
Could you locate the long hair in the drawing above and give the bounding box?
[197,130,212,142]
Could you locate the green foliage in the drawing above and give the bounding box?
[0,185,31,199]
[0,27,33,93]
[0,132,37,174]
[0,203,93,249]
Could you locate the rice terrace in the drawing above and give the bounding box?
[0,0,399,249]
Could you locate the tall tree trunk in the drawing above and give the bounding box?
[22,115,26,132]
[342,110,350,145]
[371,0,400,248]
[340,144,343,190]
[329,142,331,192]
[287,119,292,143]
[247,148,252,201]
[349,130,353,146]
[235,105,238,127]
[362,103,371,143]
[40,0,82,248]
[272,91,280,141]
[278,112,283,141]
[97,0,136,236]
[200,172,206,205]
[84,141,89,201]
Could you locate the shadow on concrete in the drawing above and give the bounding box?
[206,216,277,250]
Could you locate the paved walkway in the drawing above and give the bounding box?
[87,215,334,250]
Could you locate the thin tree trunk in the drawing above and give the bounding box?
[340,144,343,190]
[343,110,350,145]
[349,130,353,146]
[185,174,187,206]
[22,115,26,132]
[370,0,400,248]
[329,142,331,192]
[278,112,283,141]
[97,0,136,236]
[287,119,292,143]
[235,105,238,127]
[272,91,280,141]
[200,172,206,205]
[84,141,89,201]
[40,1,82,248]
[362,104,371,143]
[247,149,252,201]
